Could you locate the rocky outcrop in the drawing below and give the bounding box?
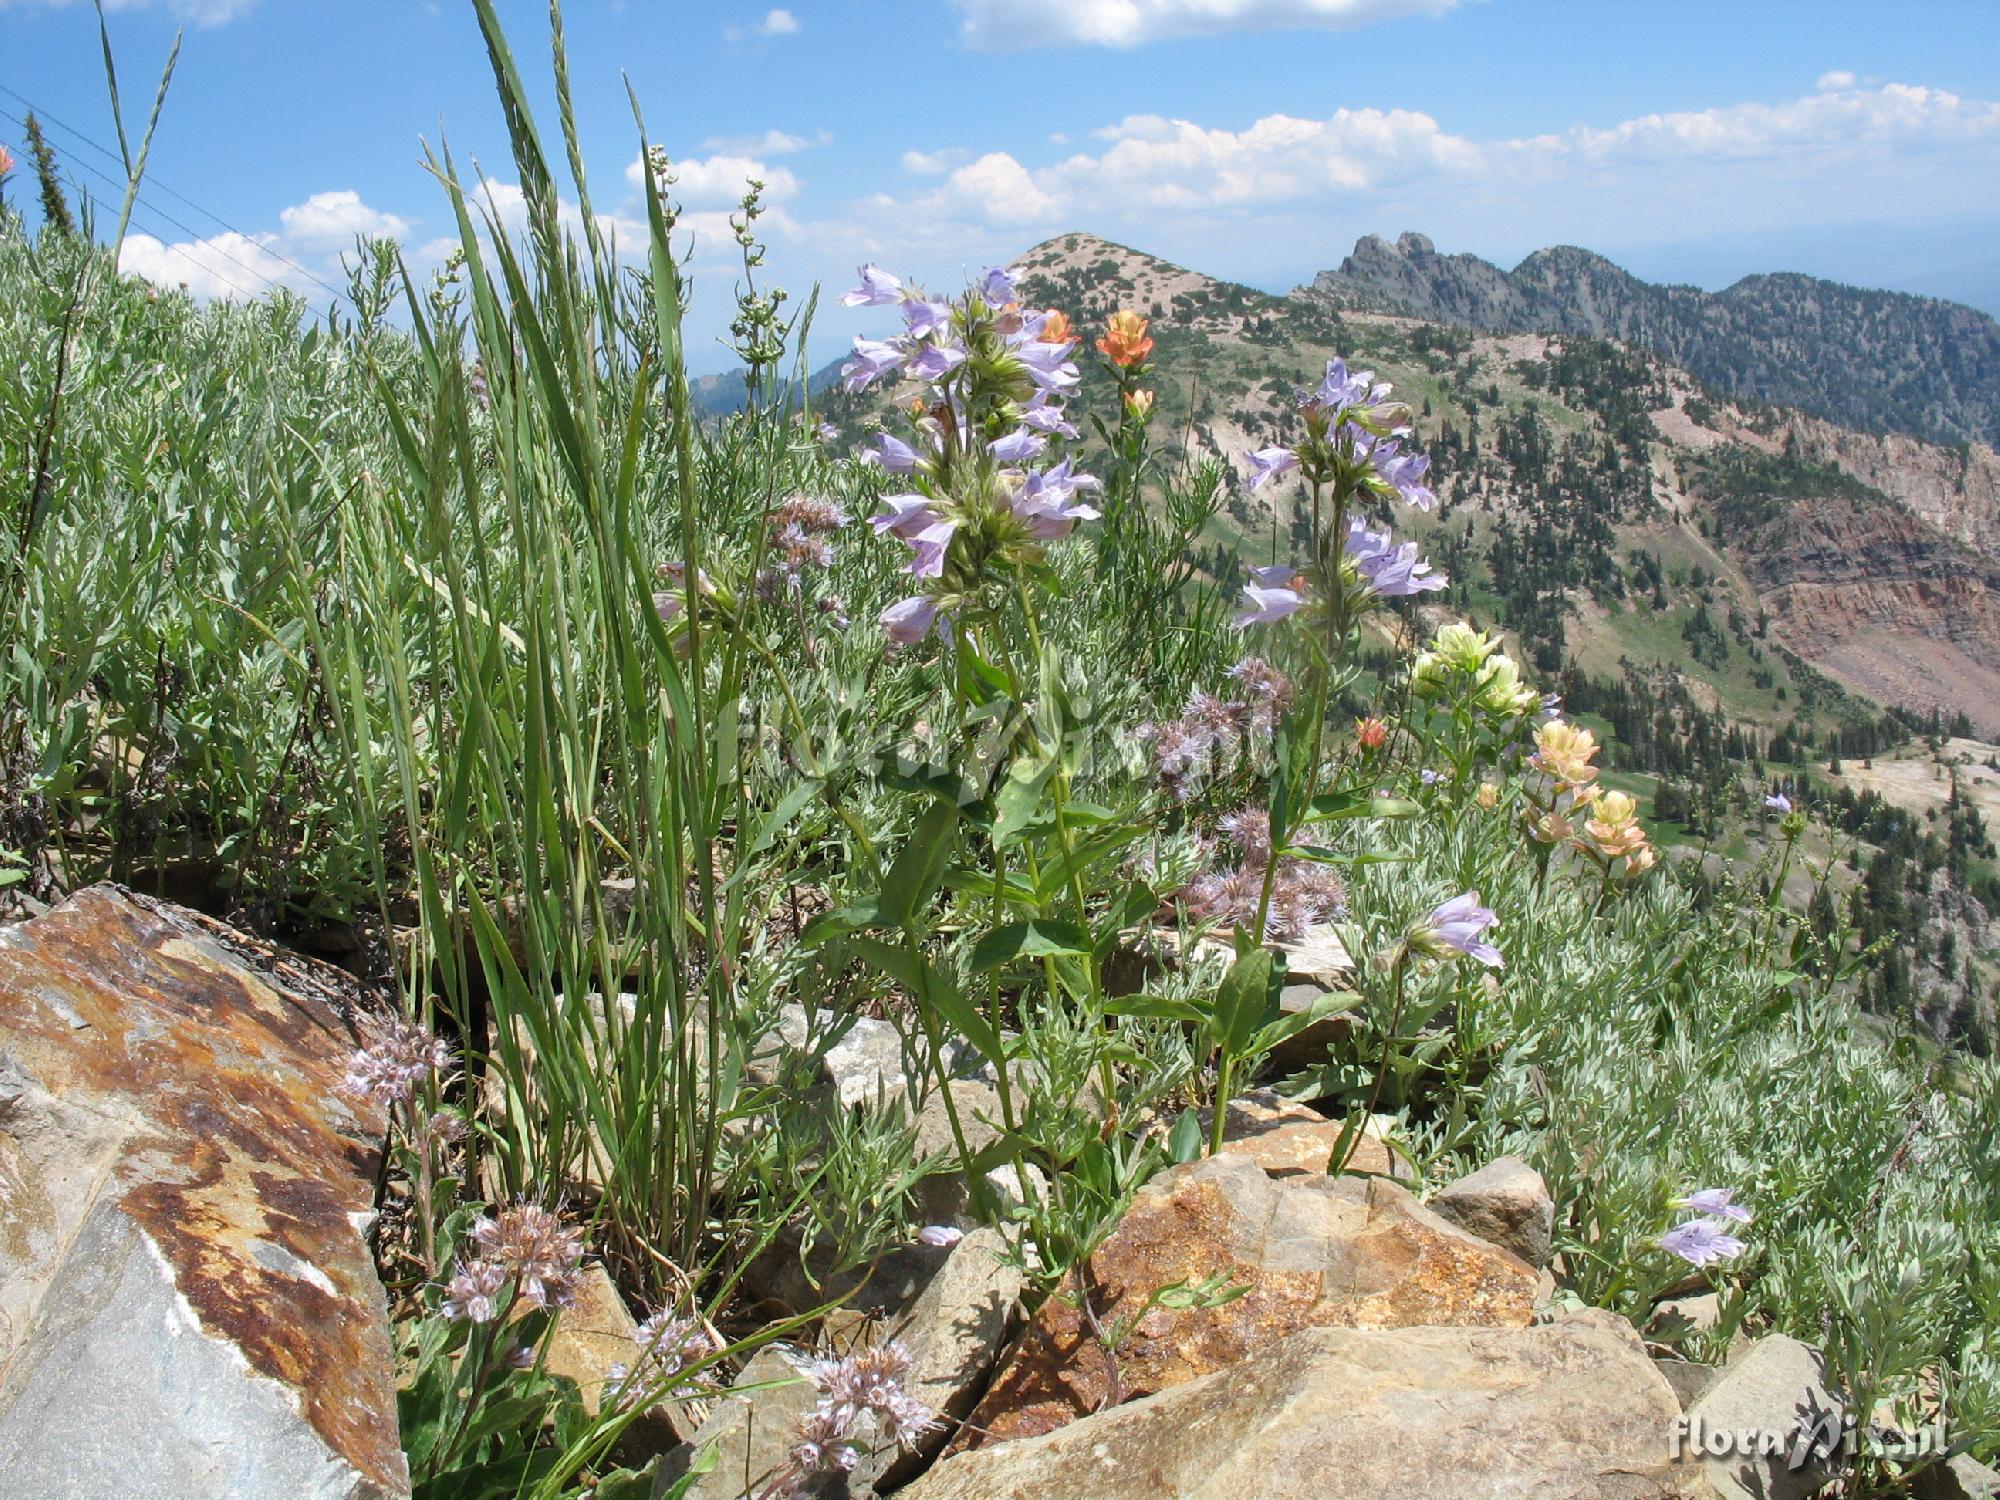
[956,1149,1538,1450]
[1739,494,2000,733]
[0,885,406,1498]
[905,1310,1698,1499]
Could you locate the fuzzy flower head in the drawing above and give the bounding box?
[343,1016,453,1106]
[608,1312,721,1410]
[1224,656,1295,726]
[1096,309,1154,367]
[1660,1219,1745,1267]
[0,145,14,179]
[470,1205,584,1312]
[1355,716,1388,752]
[441,1257,509,1323]
[1410,891,1504,968]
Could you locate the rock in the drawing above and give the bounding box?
[1649,1292,1724,1344]
[535,1265,691,1454]
[956,1149,1539,1450]
[1654,1356,1723,1411]
[1197,1088,1410,1181]
[0,884,408,1499]
[904,1314,1697,1499]
[666,1344,827,1500]
[856,1227,1025,1492]
[1260,981,1351,1077]
[1428,1155,1555,1269]
[1682,1333,1844,1500]
[1916,1454,2000,1499]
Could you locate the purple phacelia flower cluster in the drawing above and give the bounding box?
[776,1340,938,1493]
[343,1015,453,1106]
[606,1311,721,1410]
[1140,658,1295,801]
[1178,805,1348,941]
[839,263,1101,648]
[441,1204,586,1324]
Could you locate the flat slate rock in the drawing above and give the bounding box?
[0,884,407,1499]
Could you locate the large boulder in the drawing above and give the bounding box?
[956,1149,1539,1450]
[0,885,407,1499]
[904,1311,1700,1499]
[1428,1154,1556,1269]
[1681,1333,1845,1500]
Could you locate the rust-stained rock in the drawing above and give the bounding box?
[905,1311,1700,1500]
[1199,1088,1410,1181]
[0,884,408,1499]
[956,1149,1538,1451]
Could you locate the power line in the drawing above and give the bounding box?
[0,105,282,302]
[0,82,348,300]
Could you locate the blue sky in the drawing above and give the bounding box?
[3,0,1998,372]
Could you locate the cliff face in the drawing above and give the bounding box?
[1304,232,2000,447]
[1739,495,2000,732]
[1774,414,2000,566]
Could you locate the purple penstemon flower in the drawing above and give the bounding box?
[840,264,905,307]
[909,342,967,382]
[901,298,953,338]
[1244,446,1300,490]
[917,1225,964,1248]
[1422,890,1503,967]
[859,432,920,474]
[871,494,944,540]
[1375,447,1435,511]
[1765,793,1793,814]
[842,337,907,392]
[1017,403,1079,438]
[1348,525,1446,597]
[880,595,942,645]
[1016,339,1081,392]
[978,265,1020,304]
[989,426,1047,464]
[1234,583,1305,628]
[1249,562,1303,589]
[1659,1219,1745,1267]
[906,518,958,578]
[1677,1188,1754,1223]
[1012,482,1100,541]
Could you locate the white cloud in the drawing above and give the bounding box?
[902,147,973,175]
[118,229,297,300]
[953,0,1461,49]
[1817,70,1858,90]
[724,7,799,41]
[849,81,2000,236]
[700,127,830,156]
[623,151,800,209]
[278,190,411,253]
[117,187,410,301]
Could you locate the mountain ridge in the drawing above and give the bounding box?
[1299,231,2000,447]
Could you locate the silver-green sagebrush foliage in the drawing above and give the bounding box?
[2,4,1997,1494]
